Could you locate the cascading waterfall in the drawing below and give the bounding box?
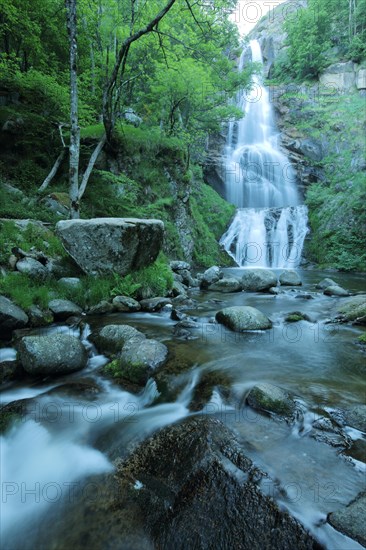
[220,39,308,268]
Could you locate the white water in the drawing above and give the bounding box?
[220,40,308,268]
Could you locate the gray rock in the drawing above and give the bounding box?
[0,361,23,384]
[247,383,296,418]
[328,492,366,547]
[48,299,82,320]
[285,311,311,323]
[56,218,164,276]
[316,278,338,290]
[279,270,302,286]
[118,337,168,384]
[16,257,48,280]
[27,305,53,327]
[269,286,280,295]
[58,277,82,289]
[90,324,145,354]
[140,297,172,312]
[344,405,366,432]
[170,260,191,272]
[112,295,141,312]
[216,306,272,331]
[0,295,29,334]
[179,269,198,288]
[241,269,277,291]
[324,285,349,297]
[116,417,318,549]
[336,295,366,322]
[171,280,188,297]
[200,266,223,288]
[208,277,242,293]
[17,334,88,375]
[87,300,115,315]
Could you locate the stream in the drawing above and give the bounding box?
[1,269,365,549]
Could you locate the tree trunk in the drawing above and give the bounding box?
[38,149,67,193]
[78,134,107,200]
[65,0,80,219]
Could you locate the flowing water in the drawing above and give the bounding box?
[0,270,365,549]
[220,40,309,268]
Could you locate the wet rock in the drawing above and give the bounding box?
[56,218,164,276]
[200,266,223,288]
[0,360,24,384]
[171,309,187,322]
[179,269,198,288]
[48,299,82,320]
[269,286,280,295]
[328,492,366,547]
[279,270,302,286]
[27,305,53,327]
[112,295,141,312]
[344,405,366,433]
[90,324,145,355]
[16,257,48,280]
[316,278,338,290]
[117,337,168,384]
[116,416,319,550]
[0,295,29,336]
[171,280,188,297]
[336,295,366,324]
[58,277,82,289]
[285,311,311,322]
[87,300,115,315]
[241,269,277,291]
[216,306,272,331]
[208,277,242,293]
[324,285,349,297]
[295,293,314,300]
[17,334,88,375]
[170,260,191,271]
[140,297,172,312]
[246,383,296,418]
[46,380,102,400]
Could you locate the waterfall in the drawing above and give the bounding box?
[220,40,308,268]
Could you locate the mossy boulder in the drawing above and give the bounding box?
[285,311,310,322]
[336,295,366,323]
[328,492,366,547]
[216,306,272,331]
[90,324,145,355]
[246,383,296,418]
[208,277,242,293]
[117,337,169,385]
[241,269,277,291]
[324,285,349,297]
[17,334,88,375]
[0,295,29,336]
[279,270,302,286]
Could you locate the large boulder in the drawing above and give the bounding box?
[336,295,366,323]
[117,337,168,384]
[241,269,277,291]
[246,383,296,419]
[17,334,88,375]
[324,285,349,297]
[56,218,164,276]
[216,306,272,331]
[0,296,28,335]
[328,492,366,547]
[316,278,338,290]
[116,417,319,549]
[48,299,83,320]
[90,324,145,355]
[200,266,223,289]
[279,270,302,286]
[208,277,242,293]
[112,296,141,312]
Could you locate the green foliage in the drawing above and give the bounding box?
[358,333,366,344]
[0,184,59,223]
[0,220,65,265]
[103,359,121,378]
[190,175,235,267]
[0,272,54,309]
[274,0,366,81]
[111,254,174,299]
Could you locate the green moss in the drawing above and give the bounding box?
[112,254,173,299]
[0,411,21,434]
[358,333,366,344]
[103,359,121,378]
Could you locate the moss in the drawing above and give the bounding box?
[0,411,21,434]
[357,333,366,344]
[103,359,121,378]
[285,312,307,322]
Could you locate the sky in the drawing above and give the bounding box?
[229,0,287,36]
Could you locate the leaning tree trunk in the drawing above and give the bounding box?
[65,0,80,219]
